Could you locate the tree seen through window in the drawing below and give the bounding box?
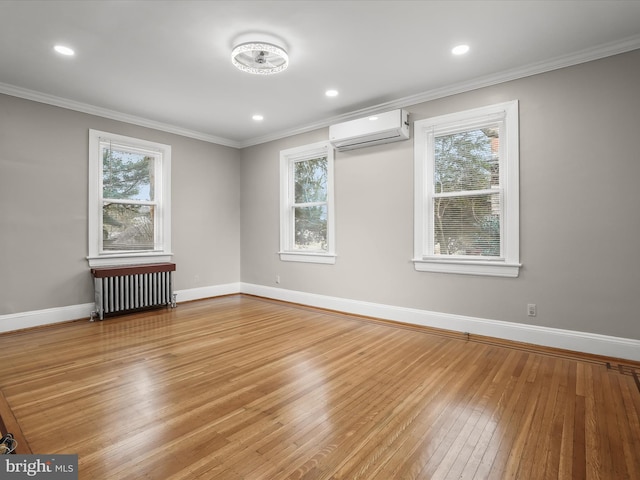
[433,127,500,257]
[293,156,328,251]
[102,147,156,251]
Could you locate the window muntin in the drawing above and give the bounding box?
[414,101,520,277]
[88,130,171,267]
[280,141,335,264]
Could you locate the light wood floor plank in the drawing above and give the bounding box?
[0,294,638,479]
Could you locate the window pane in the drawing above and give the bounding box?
[294,205,327,251]
[294,157,327,203]
[433,193,500,257]
[103,147,155,201]
[103,203,154,251]
[434,127,499,193]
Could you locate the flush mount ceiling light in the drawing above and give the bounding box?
[231,41,289,75]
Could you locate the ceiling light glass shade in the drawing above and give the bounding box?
[231,42,289,75]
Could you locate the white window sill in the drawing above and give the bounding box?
[413,258,521,277]
[87,252,173,268]
[279,252,336,264]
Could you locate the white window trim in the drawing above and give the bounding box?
[413,100,521,277]
[279,141,336,264]
[87,129,172,267]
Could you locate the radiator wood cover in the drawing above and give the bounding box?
[90,263,176,320]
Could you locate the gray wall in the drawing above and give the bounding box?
[0,94,241,315]
[2,50,638,341]
[240,50,640,341]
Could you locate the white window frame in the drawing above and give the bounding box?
[279,141,336,264]
[413,100,520,277]
[87,129,172,267]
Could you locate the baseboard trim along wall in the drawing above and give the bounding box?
[0,283,240,334]
[174,283,242,303]
[240,283,640,362]
[1,282,638,362]
[0,303,95,334]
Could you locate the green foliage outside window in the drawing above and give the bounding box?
[293,157,328,251]
[434,128,500,257]
[102,148,155,251]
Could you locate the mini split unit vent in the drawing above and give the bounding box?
[329,109,410,151]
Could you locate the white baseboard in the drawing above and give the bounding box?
[2,283,638,362]
[0,303,95,334]
[241,283,640,362]
[0,283,241,334]
[175,283,241,303]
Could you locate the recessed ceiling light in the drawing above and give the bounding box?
[452,44,470,56]
[54,45,75,56]
[368,116,379,121]
[325,89,339,97]
[252,114,264,121]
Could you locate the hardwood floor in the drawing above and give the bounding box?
[0,295,638,479]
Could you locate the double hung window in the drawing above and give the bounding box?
[413,101,520,277]
[88,130,171,267]
[279,141,335,264]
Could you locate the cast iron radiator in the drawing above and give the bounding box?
[90,263,176,320]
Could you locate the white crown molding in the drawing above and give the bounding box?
[2,35,639,150]
[0,82,242,149]
[238,34,640,148]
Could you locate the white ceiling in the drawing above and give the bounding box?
[2,1,640,148]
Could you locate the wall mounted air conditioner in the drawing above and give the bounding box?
[329,109,410,151]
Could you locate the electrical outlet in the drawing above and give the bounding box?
[276,275,281,284]
[527,304,537,317]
